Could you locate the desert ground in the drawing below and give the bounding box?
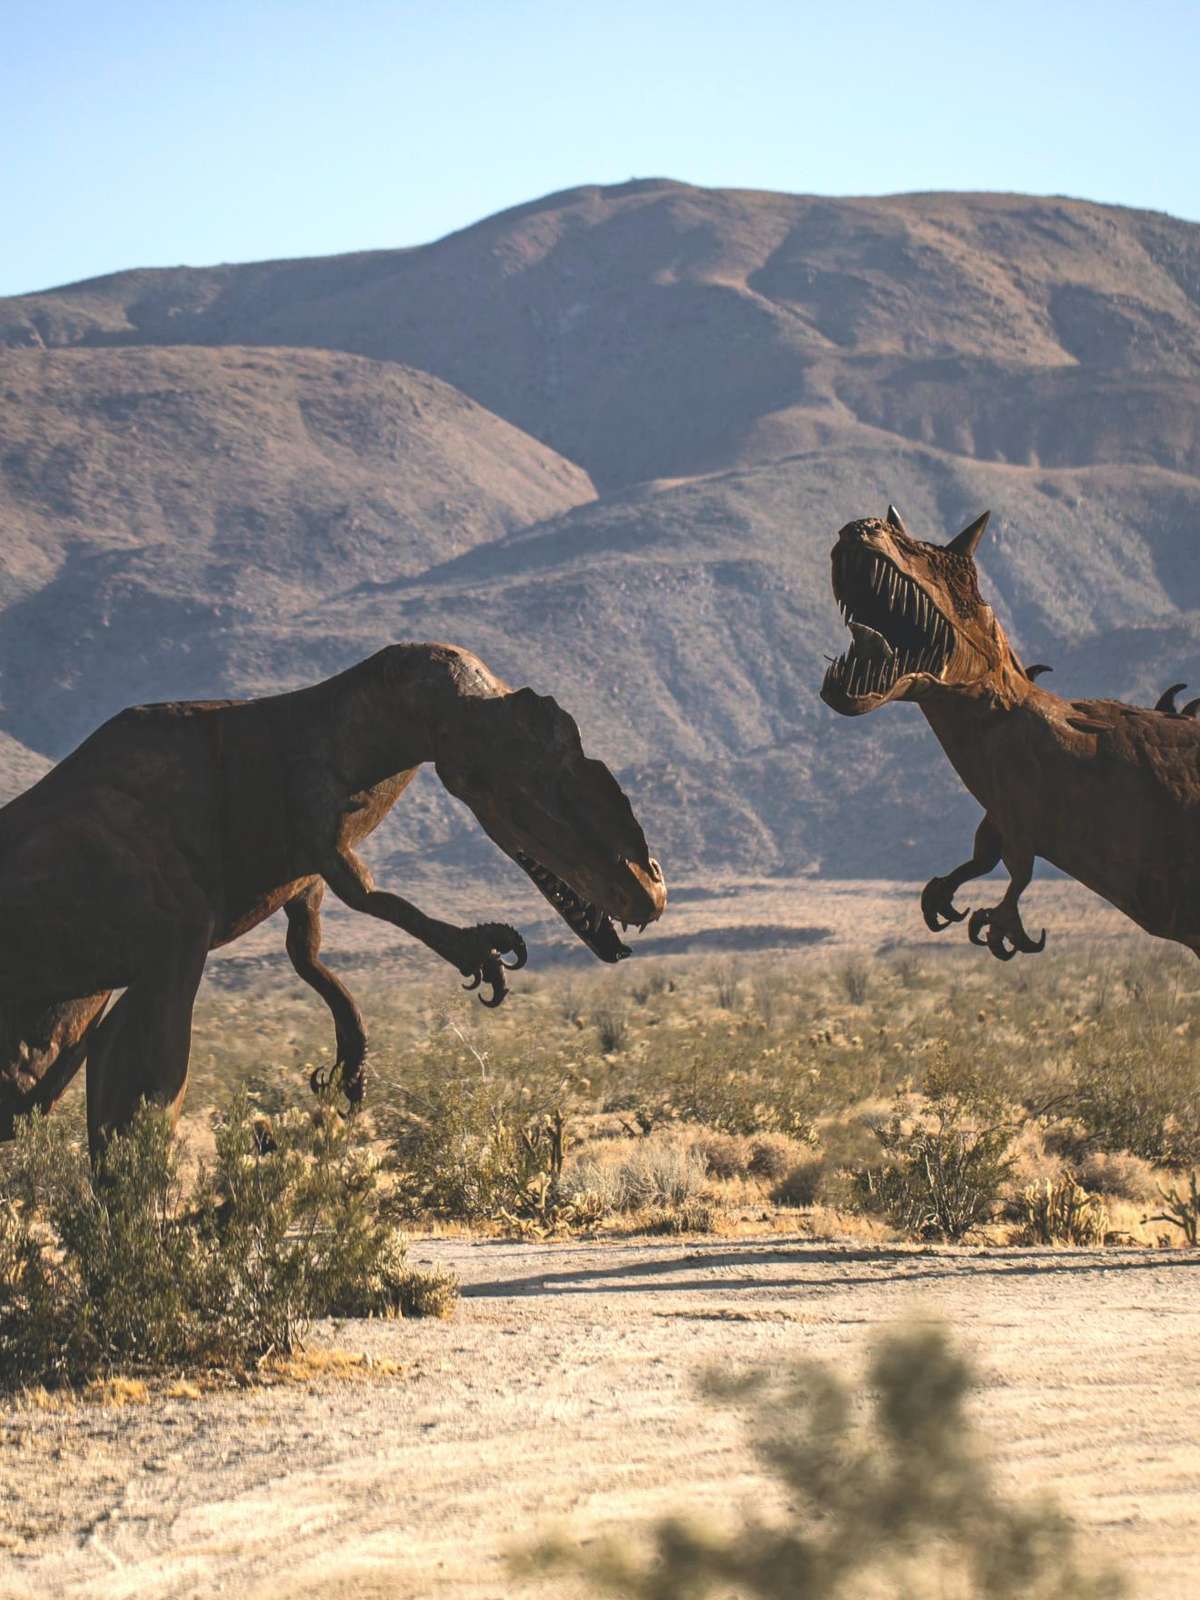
[4,1236,1200,1599]
[3,876,1198,1597]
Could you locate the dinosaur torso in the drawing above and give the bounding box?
[923,687,1200,947]
[0,664,430,999]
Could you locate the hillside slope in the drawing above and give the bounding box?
[2,182,1198,882]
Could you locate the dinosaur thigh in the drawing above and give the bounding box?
[0,993,110,1138]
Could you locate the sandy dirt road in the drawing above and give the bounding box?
[3,1235,1199,1599]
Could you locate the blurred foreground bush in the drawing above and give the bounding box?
[521,1323,1125,1599]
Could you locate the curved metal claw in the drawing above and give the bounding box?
[967,908,991,947]
[309,1055,366,1108]
[921,875,968,933]
[968,906,1046,961]
[477,956,509,1007]
[462,972,482,992]
[499,933,528,971]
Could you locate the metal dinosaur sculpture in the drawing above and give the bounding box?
[0,644,666,1152]
[820,505,1200,963]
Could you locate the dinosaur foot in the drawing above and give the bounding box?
[456,923,528,1007]
[309,1054,367,1110]
[967,905,1046,962]
[921,874,969,932]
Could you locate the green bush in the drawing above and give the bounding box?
[520,1323,1126,1599]
[0,1095,453,1390]
[850,1054,1017,1243]
[390,1080,587,1232]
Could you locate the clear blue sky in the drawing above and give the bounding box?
[5,0,1198,297]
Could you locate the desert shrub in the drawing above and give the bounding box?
[0,1108,209,1383]
[1075,1148,1157,1203]
[1068,1031,1200,1165]
[0,1095,431,1388]
[837,957,871,1006]
[1146,1171,1200,1246]
[851,1057,1017,1243]
[391,1264,462,1319]
[1004,1120,1065,1196]
[770,1153,825,1208]
[594,999,631,1054]
[750,965,789,1029]
[206,1096,404,1355]
[521,1322,1125,1599]
[642,1198,721,1235]
[747,1132,801,1180]
[1014,1178,1109,1246]
[694,1131,752,1180]
[712,959,742,1011]
[630,964,670,1005]
[558,980,585,1027]
[391,1079,570,1224]
[647,1027,818,1137]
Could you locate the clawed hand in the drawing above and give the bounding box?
[456,923,528,1006]
[967,904,1047,962]
[921,875,968,932]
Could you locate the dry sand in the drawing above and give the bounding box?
[4,1234,1199,1599]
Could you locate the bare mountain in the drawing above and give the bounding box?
[1,181,1198,882]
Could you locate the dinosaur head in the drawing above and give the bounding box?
[820,506,1017,716]
[436,687,667,962]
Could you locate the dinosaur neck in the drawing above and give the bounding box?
[320,644,505,792]
[916,620,1034,799]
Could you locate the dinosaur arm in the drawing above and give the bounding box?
[318,843,527,1007]
[921,815,1003,931]
[284,882,368,1105]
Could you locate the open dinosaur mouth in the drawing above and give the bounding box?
[513,851,636,963]
[823,543,954,703]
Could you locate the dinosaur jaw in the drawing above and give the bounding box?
[513,850,663,963]
[821,543,955,716]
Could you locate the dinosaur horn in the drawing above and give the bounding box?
[945,511,990,559]
[885,504,907,533]
[1025,664,1053,681]
[1155,683,1187,713]
[1183,699,1200,719]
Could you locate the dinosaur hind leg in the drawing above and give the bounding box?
[284,881,368,1107]
[0,993,111,1140]
[967,847,1047,962]
[85,917,212,1160]
[921,815,1003,932]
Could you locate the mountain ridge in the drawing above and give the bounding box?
[2,180,1198,881]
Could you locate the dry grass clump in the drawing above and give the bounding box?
[520,1322,1125,1598]
[642,1198,722,1236]
[563,1136,710,1215]
[0,1095,453,1391]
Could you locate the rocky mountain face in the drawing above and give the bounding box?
[2,180,1198,880]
